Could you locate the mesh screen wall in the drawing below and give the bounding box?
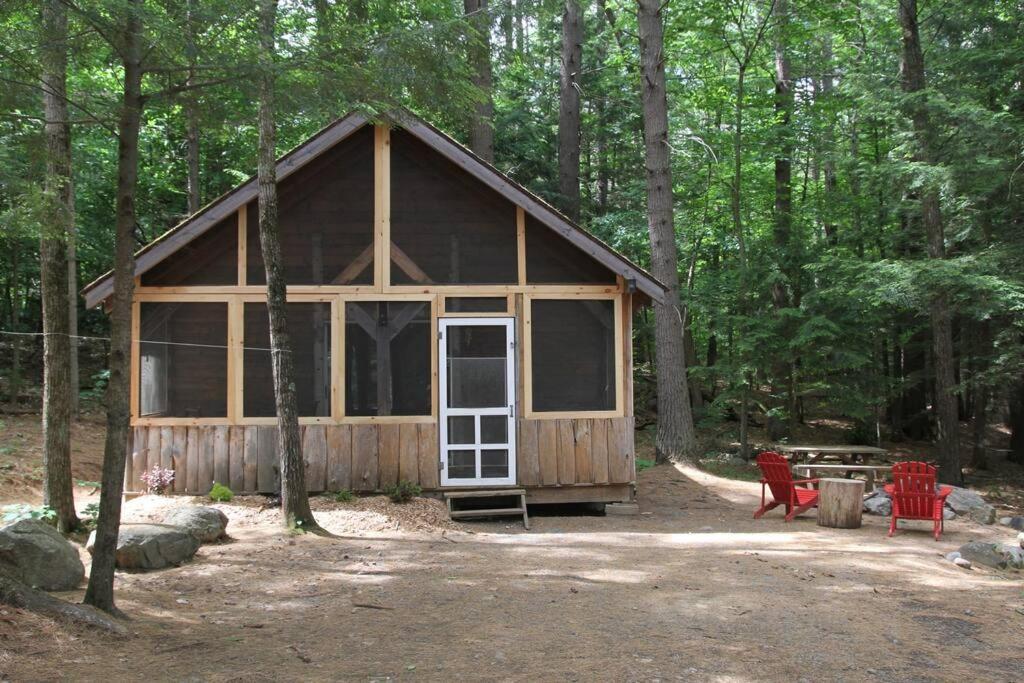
[525,214,617,284]
[390,130,517,284]
[243,303,331,417]
[139,303,228,417]
[530,299,616,411]
[247,126,374,285]
[345,301,431,416]
[140,216,238,286]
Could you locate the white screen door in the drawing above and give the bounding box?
[439,318,516,486]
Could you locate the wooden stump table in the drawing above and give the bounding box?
[817,478,865,529]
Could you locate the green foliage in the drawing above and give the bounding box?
[385,480,421,504]
[697,457,762,482]
[208,482,234,503]
[635,458,655,473]
[1,504,57,525]
[333,489,355,503]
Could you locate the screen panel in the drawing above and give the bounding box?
[140,215,238,287]
[345,301,431,416]
[525,214,617,285]
[389,129,518,285]
[247,125,374,285]
[531,299,616,412]
[444,297,509,313]
[139,302,228,417]
[243,302,331,417]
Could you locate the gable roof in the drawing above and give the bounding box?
[82,109,666,308]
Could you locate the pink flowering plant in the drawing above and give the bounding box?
[140,466,175,494]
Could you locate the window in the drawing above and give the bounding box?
[247,125,374,285]
[444,297,508,313]
[140,215,238,286]
[530,299,617,412]
[345,301,431,416]
[244,303,331,417]
[525,215,617,285]
[139,303,227,417]
[389,130,518,284]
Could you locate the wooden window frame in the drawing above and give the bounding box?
[522,292,625,420]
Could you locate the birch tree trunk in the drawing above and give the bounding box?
[898,0,961,484]
[256,0,319,531]
[83,0,142,614]
[464,0,495,161]
[184,0,201,214]
[558,0,582,221]
[637,0,697,462]
[40,0,80,534]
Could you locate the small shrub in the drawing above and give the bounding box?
[2,503,57,524]
[333,489,355,503]
[385,480,421,504]
[636,458,655,473]
[208,482,234,502]
[140,466,175,494]
[80,502,101,529]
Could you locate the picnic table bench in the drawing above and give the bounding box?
[792,463,892,492]
[775,444,888,465]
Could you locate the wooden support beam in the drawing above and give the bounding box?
[390,243,433,284]
[331,243,373,285]
[374,125,391,291]
[516,206,526,285]
[130,300,140,420]
[237,204,247,286]
[227,296,243,422]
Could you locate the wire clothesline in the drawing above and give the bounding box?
[0,329,280,353]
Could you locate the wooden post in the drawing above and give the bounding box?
[817,478,864,529]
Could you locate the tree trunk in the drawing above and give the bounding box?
[820,35,838,244]
[898,0,961,484]
[83,0,142,615]
[767,0,793,442]
[40,0,80,534]
[1,575,125,634]
[1010,378,1024,466]
[464,0,495,162]
[257,0,319,532]
[636,0,697,463]
[184,0,201,215]
[558,0,582,220]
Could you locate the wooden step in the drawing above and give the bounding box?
[444,490,529,529]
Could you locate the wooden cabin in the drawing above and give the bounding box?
[82,111,666,505]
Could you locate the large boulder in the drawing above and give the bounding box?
[863,491,892,516]
[0,520,84,590]
[945,487,996,525]
[163,506,228,544]
[87,524,200,570]
[998,516,1024,531]
[958,540,1024,571]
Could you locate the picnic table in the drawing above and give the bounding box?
[793,463,892,492]
[775,444,888,465]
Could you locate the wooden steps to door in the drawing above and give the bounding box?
[445,489,529,529]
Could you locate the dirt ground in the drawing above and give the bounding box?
[1,415,1023,682]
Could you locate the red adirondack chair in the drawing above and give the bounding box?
[753,451,819,522]
[884,461,952,541]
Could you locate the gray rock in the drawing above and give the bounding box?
[998,516,1024,531]
[943,507,957,520]
[1005,544,1024,568]
[863,492,892,516]
[945,551,961,562]
[87,524,199,570]
[958,540,1024,571]
[953,557,972,569]
[0,520,84,590]
[163,506,228,543]
[1018,532,1024,549]
[946,487,996,524]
